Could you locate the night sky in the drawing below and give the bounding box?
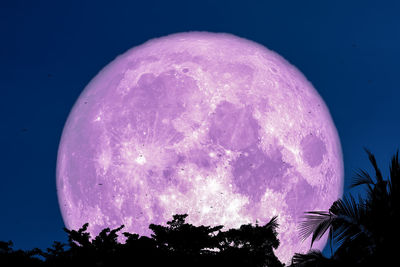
[1,0,399,258]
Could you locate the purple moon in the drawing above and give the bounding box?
[56,32,343,262]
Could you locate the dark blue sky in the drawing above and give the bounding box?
[1,0,399,257]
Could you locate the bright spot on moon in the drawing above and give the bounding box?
[56,32,343,263]
[135,155,146,165]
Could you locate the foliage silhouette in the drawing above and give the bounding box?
[217,216,282,267]
[0,240,43,266]
[290,249,335,267]
[149,214,223,255]
[293,149,400,266]
[0,214,283,266]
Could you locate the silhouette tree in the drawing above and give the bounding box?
[296,149,400,266]
[290,249,336,267]
[121,232,162,266]
[45,241,66,258]
[150,214,223,254]
[148,213,284,267]
[217,216,283,267]
[63,223,92,249]
[0,241,13,254]
[0,211,284,266]
[0,240,43,266]
[61,223,127,266]
[149,214,221,266]
[0,214,284,266]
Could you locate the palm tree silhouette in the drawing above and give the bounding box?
[295,149,400,266]
[291,249,335,267]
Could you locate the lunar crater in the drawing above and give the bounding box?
[300,133,327,168]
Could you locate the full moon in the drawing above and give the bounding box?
[57,32,343,262]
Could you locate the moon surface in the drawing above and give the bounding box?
[56,32,343,262]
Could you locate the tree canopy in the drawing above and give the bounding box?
[1,214,283,267]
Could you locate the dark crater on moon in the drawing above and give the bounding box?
[117,69,200,145]
[131,70,188,116]
[209,101,260,151]
[285,175,314,221]
[188,148,212,169]
[232,144,291,202]
[300,133,326,168]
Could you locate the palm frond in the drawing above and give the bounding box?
[328,227,334,255]
[300,194,368,250]
[329,196,365,246]
[264,216,279,237]
[364,147,384,184]
[332,223,358,248]
[389,150,400,196]
[291,249,326,265]
[265,215,279,232]
[298,211,332,247]
[338,195,361,219]
[351,168,375,189]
